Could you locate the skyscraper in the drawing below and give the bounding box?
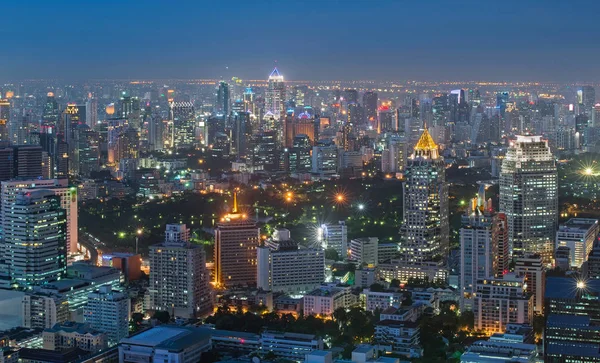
[579,85,596,115]
[500,135,558,262]
[0,99,9,142]
[4,190,66,288]
[84,285,130,346]
[363,92,378,127]
[400,127,449,262]
[149,224,212,318]
[216,81,230,116]
[214,194,260,288]
[265,68,285,120]
[169,101,195,149]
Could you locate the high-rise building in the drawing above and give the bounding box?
[348,237,379,265]
[499,135,557,262]
[84,285,130,346]
[459,193,499,310]
[378,106,395,132]
[149,224,212,318]
[22,293,69,329]
[169,102,195,149]
[545,314,600,362]
[400,127,449,263]
[514,254,545,314]
[13,145,42,179]
[265,68,285,120]
[120,95,141,129]
[42,92,60,128]
[363,92,378,127]
[85,98,98,128]
[318,221,347,259]
[579,86,596,115]
[214,195,260,287]
[473,273,533,335]
[311,144,338,176]
[4,190,66,288]
[216,81,230,116]
[556,218,599,269]
[257,229,324,294]
[0,99,9,142]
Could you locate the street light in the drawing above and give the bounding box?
[136,229,143,255]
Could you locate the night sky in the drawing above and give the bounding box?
[2,0,599,82]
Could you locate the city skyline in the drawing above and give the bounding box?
[2,1,600,82]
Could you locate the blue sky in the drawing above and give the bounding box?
[2,0,599,82]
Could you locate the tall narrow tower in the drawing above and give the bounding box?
[265,68,286,121]
[500,135,557,262]
[400,127,449,263]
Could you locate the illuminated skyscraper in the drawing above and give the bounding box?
[500,135,557,262]
[169,101,195,149]
[42,92,60,129]
[4,190,66,288]
[216,81,230,116]
[400,127,449,262]
[578,86,596,115]
[0,99,9,142]
[363,92,378,127]
[265,68,285,120]
[214,194,260,288]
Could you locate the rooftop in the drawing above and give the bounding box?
[46,322,103,335]
[120,326,211,352]
[560,218,599,231]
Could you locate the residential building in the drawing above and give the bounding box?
[363,290,404,312]
[83,285,130,346]
[318,221,347,259]
[149,224,212,318]
[473,274,533,335]
[374,320,421,358]
[349,237,378,265]
[303,285,357,317]
[378,259,447,284]
[514,255,545,314]
[22,293,69,329]
[42,322,107,353]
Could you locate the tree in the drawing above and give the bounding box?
[333,307,348,329]
[153,311,170,324]
[369,283,385,292]
[130,312,144,332]
[325,248,340,261]
[401,291,413,306]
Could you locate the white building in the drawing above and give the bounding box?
[374,320,421,358]
[349,237,378,265]
[257,234,324,294]
[303,285,356,317]
[460,340,537,363]
[149,224,212,318]
[363,289,403,312]
[22,292,69,329]
[312,145,338,176]
[556,218,599,268]
[118,326,211,363]
[473,274,533,335]
[84,285,130,346]
[260,331,323,361]
[42,321,107,353]
[500,135,558,262]
[318,221,347,259]
[378,260,447,284]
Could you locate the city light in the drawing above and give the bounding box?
[358,204,365,210]
[577,280,586,289]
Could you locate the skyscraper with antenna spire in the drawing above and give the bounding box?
[214,192,260,287]
[265,67,285,121]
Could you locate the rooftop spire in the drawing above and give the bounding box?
[233,191,238,213]
[414,126,438,152]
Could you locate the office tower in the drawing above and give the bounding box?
[265,68,285,120]
[116,127,139,162]
[318,221,347,259]
[84,285,130,346]
[311,144,338,176]
[55,140,69,178]
[120,95,141,129]
[13,145,42,179]
[147,105,163,151]
[348,103,363,127]
[1,179,77,255]
[75,126,100,177]
[257,229,324,294]
[216,81,230,116]
[343,89,359,105]
[0,99,9,142]
[496,92,509,117]
[287,134,312,173]
[431,95,449,127]
[22,293,69,329]
[341,122,352,151]
[459,194,497,310]
[545,315,600,362]
[579,86,596,115]
[252,130,279,172]
[169,101,195,149]
[378,106,395,132]
[283,114,317,147]
[545,277,600,322]
[149,224,212,318]
[231,111,250,157]
[556,218,599,269]
[4,190,66,288]
[42,92,60,128]
[514,254,545,314]
[214,195,260,287]
[400,127,449,262]
[363,92,378,127]
[85,98,98,128]
[499,135,557,262]
[473,273,533,335]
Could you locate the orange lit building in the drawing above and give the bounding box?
[283,115,317,147]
